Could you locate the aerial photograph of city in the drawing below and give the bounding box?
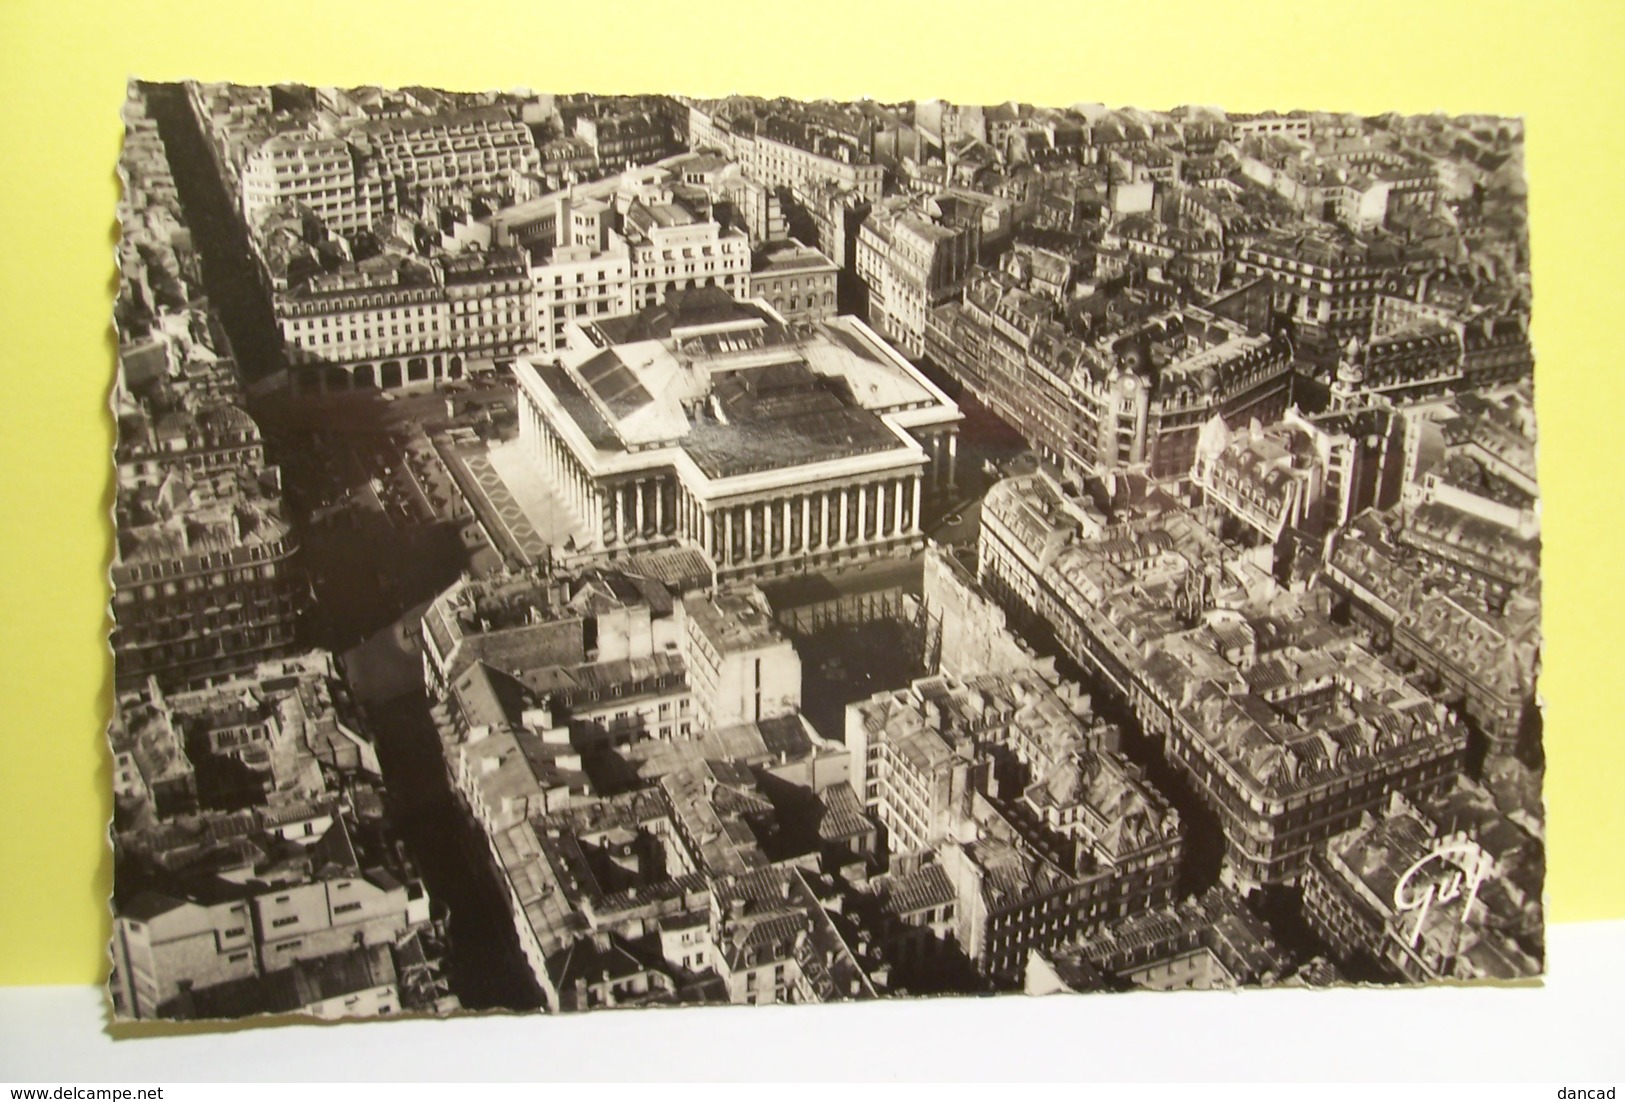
[108,80,1542,1024]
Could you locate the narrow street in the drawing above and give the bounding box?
[147,80,542,1012]
[339,615,546,1010]
[363,687,545,1012]
[143,83,283,384]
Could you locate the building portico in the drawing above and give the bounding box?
[513,289,959,578]
[695,469,926,581]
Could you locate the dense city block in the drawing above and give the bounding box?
[107,80,1540,1020]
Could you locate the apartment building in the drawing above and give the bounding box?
[241,133,379,236]
[855,194,981,358]
[109,811,431,1020]
[623,194,751,311]
[746,239,838,325]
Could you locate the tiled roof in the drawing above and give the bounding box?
[816,782,874,842]
[877,863,955,916]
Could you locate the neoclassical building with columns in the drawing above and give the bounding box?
[514,288,962,581]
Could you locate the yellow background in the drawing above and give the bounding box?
[1,0,1620,989]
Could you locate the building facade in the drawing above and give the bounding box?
[746,240,839,325]
[513,291,962,582]
[977,473,1468,890]
[688,101,885,204]
[354,106,539,210]
[1302,787,1542,982]
[1235,230,1442,346]
[109,810,431,1020]
[623,196,752,311]
[276,268,453,393]
[111,357,303,692]
[443,247,534,362]
[927,273,1295,480]
[856,195,981,359]
[847,668,1183,982]
[241,133,378,236]
[682,588,802,729]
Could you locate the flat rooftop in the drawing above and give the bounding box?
[683,588,786,653]
[752,242,838,275]
[517,290,957,487]
[590,287,779,345]
[684,361,901,478]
